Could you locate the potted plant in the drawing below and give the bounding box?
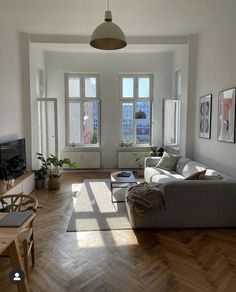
[36,153,78,190]
[131,153,147,177]
[0,165,11,195]
[34,167,48,189]
[148,146,158,157]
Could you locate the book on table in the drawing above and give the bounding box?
[117,172,131,177]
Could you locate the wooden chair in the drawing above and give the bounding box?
[0,193,38,276]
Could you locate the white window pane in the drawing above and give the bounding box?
[135,101,151,144]
[69,76,80,98]
[138,77,150,98]
[85,77,96,98]
[69,103,80,144]
[121,103,134,143]
[83,101,99,144]
[122,78,134,98]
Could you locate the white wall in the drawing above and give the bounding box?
[45,51,173,169]
[29,45,46,169]
[171,45,189,156]
[194,2,236,177]
[0,17,24,143]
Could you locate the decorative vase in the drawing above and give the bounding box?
[0,180,8,195]
[48,176,62,190]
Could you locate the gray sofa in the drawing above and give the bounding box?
[125,156,236,228]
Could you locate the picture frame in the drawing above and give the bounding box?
[217,87,236,143]
[199,94,212,139]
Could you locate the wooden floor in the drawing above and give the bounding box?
[1,172,236,292]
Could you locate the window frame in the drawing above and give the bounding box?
[119,74,153,146]
[65,73,100,147]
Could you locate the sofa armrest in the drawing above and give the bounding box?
[144,157,161,168]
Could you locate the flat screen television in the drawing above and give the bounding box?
[0,138,26,178]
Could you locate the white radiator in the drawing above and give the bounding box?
[117,152,147,169]
[61,151,101,169]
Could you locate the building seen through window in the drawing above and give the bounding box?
[121,74,152,145]
[66,74,100,146]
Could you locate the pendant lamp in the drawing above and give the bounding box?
[90,0,127,50]
[135,110,147,119]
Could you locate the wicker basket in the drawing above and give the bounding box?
[48,176,62,190]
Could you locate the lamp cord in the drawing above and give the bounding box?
[107,0,109,10]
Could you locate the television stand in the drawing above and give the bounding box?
[4,171,34,195]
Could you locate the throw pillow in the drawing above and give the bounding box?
[185,170,206,180]
[156,151,180,171]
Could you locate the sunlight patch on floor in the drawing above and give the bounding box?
[75,230,138,248]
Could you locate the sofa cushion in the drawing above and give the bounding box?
[206,169,220,176]
[175,157,191,174]
[185,170,206,180]
[205,169,233,181]
[144,167,178,183]
[156,151,180,171]
[181,161,206,178]
[144,167,163,182]
[150,174,183,184]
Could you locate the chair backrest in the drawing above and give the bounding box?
[0,193,38,213]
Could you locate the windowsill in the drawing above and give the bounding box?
[118,145,151,152]
[165,144,180,150]
[62,145,101,152]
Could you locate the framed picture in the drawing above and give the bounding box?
[217,87,236,143]
[199,94,212,139]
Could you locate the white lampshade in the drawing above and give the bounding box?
[90,10,127,50]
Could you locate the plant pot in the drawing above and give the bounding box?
[35,179,46,189]
[0,180,8,195]
[48,176,62,190]
[136,169,144,178]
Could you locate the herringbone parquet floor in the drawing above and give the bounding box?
[1,172,236,292]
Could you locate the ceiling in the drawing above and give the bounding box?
[0,0,234,37]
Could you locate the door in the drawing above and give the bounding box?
[37,98,58,158]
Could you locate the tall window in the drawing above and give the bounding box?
[65,74,100,146]
[120,74,152,145]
